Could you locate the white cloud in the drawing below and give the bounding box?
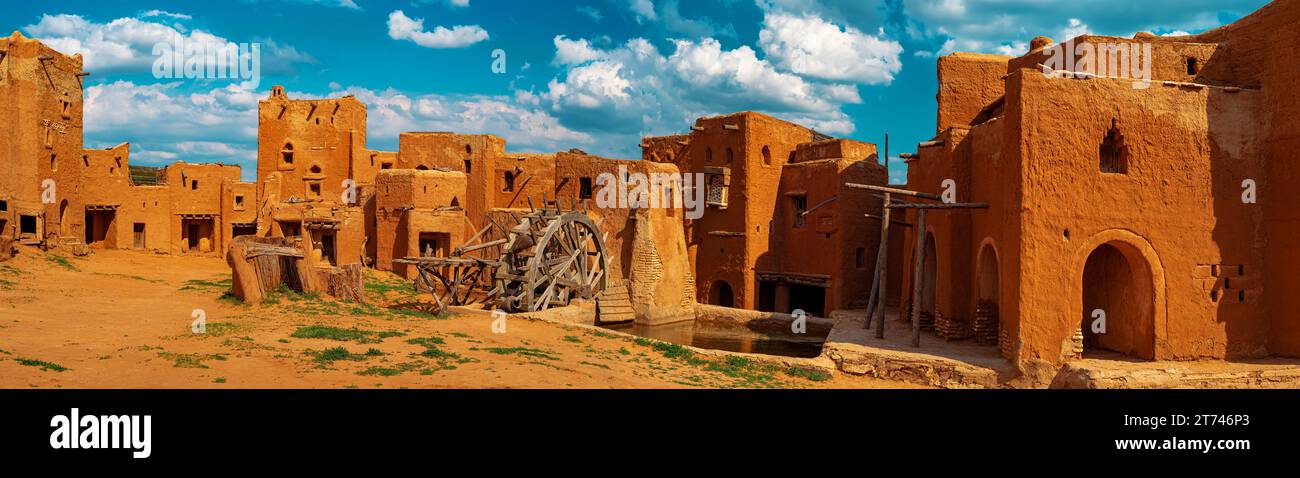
[23,13,314,74]
[553,36,607,66]
[533,34,860,150]
[1060,18,1089,41]
[629,0,657,22]
[576,5,603,22]
[140,10,193,20]
[445,0,471,7]
[386,10,489,49]
[759,12,903,84]
[901,0,1269,56]
[83,81,260,176]
[333,87,594,153]
[83,80,590,178]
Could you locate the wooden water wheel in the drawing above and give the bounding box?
[494,209,608,312]
[398,199,608,314]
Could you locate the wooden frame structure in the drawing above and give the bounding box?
[847,182,988,347]
[395,196,609,314]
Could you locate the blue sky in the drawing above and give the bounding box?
[4,0,1270,182]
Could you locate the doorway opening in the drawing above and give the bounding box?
[709,280,734,307]
[1081,242,1156,359]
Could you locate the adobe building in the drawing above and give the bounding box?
[642,112,889,317]
[899,0,1300,372]
[0,31,254,256]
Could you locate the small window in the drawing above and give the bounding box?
[503,171,515,192]
[308,183,322,198]
[191,179,199,190]
[416,165,429,171]
[792,196,808,228]
[1099,121,1127,174]
[50,154,57,172]
[234,195,245,210]
[20,215,38,234]
[856,247,866,268]
[381,162,393,170]
[1186,57,1198,75]
[281,143,295,166]
[762,146,772,166]
[579,177,593,199]
[309,165,322,174]
[706,147,713,163]
[726,148,734,164]
[0,200,8,212]
[464,159,472,174]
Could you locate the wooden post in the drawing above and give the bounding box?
[873,193,892,338]
[911,209,927,347]
[863,249,880,329]
[884,133,890,185]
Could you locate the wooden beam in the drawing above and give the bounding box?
[846,183,943,201]
[887,202,989,210]
[864,213,912,228]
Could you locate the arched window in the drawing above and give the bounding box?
[761,146,772,166]
[1099,121,1127,174]
[309,165,322,174]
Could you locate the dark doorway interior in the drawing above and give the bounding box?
[133,223,146,249]
[418,232,450,258]
[710,281,734,308]
[757,280,776,312]
[84,210,115,246]
[789,284,826,317]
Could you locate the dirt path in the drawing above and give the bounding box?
[0,247,918,389]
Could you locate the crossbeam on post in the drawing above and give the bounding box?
[845,183,943,202]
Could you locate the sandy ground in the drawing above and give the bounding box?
[0,247,918,389]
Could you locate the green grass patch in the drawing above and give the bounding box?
[563,335,582,343]
[784,367,831,382]
[15,357,68,372]
[0,265,29,276]
[46,255,79,271]
[179,277,233,291]
[483,347,560,361]
[157,352,227,369]
[289,325,404,344]
[0,278,13,290]
[306,346,370,365]
[93,272,162,283]
[213,377,227,384]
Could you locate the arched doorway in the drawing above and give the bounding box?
[1081,242,1156,359]
[977,243,999,303]
[58,200,70,237]
[975,241,1000,346]
[709,280,734,308]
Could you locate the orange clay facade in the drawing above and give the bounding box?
[7,0,1300,370]
[900,0,1300,369]
[0,31,251,256]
